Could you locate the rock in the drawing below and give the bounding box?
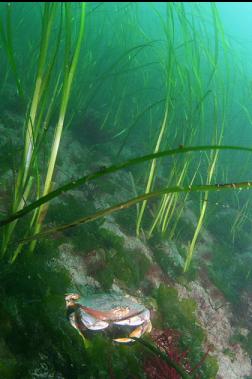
[175,280,252,378]
[57,243,100,290]
[240,291,252,330]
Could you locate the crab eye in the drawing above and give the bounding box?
[65,293,80,301]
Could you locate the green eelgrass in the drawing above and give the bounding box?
[135,3,179,237]
[1,145,252,229]
[78,41,156,114]
[136,100,170,236]
[1,3,86,261]
[148,159,191,238]
[116,98,166,157]
[0,3,24,100]
[182,2,230,270]
[184,133,224,272]
[182,2,230,271]
[168,161,201,241]
[135,2,231,273]
[27,3,86,256]
[1,4,59,257]
[230,199,250,245]
[135,3,224,237]
[14,179,252,247]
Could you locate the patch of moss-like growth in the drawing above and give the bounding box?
[230,331,252,357]
[99,227,125,251]
[90,226,151,290]
[153,242,198,283]
[83,335,145,379]
[73,224,124,257]
[223,348,236,362]
[155,284,219,378]
[0,240,93,378]
[202,355,219,378]
[241,331,252,356]
[95,246,151,291]
[208,242,252,306]
[47,194,87,225]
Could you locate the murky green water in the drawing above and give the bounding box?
[0,3,252,378]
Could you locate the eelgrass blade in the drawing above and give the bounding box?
[1,145,252,228]
[0,3,24,100]
[136,102,169,236]
[27,3,86,256]
[14,179,252,246]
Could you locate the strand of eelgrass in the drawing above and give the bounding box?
[15,179,252,246]
[2,3,64,260]
[1,4,58,257]
[183,154,220,271]
[147,164,176,237]
[22,4,57,188]
[161,161,189,233]
[1,145,252,229]
[81,42,156,113]
[231,200,249,245]
[154,9,205,237]
[13,4,58,203]
[27,3,86,257]
[182,3,229,270]
[136,101,169,236]
[160,160,192,236]
[0,3,24,100]
[168,160,201,240]
[10,76,62,257]
[135,2,215,237]
[184,123,224,272]
[6,4,83,261]
[117,98,165,157]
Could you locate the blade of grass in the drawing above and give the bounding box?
[1,144,252,228]
[15,179,252,246]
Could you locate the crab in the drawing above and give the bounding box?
[65,293,152,343]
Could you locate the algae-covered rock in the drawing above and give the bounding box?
[174,280,252,379]
[155,284,218,378]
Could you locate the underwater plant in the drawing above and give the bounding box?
[1,2,252,274]
[2,145,252,249]
[1,3,252,379]
[0,3,86,262]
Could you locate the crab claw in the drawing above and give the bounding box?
[114,309,150,326]
[113,320,152,344]
[79,310,109,331]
